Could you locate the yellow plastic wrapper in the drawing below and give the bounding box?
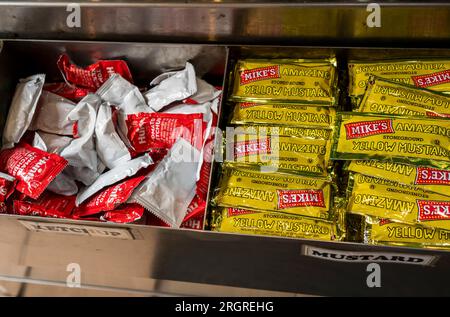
[364,216,450,249]
[226,133,331,176]
[347,160,450,197]
[347,172,450,231]
[358,76,450,117]
[230,103,336,129]
[348,59,450,105]
[331,113,450,169]
[234,125,332,140]
[210,207,339,241]
[230,59,337,105]
[212,166,332,219]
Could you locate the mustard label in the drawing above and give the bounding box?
[347,173,450,231]
[235,125,332,140]
[348,160,450,197]
[231,60,337,104]
[211,207,334,241]
[212,166,331,219]
[332,113,450,169]
[231,103,336,129]
[348,60,450,99]
[226,134,331,176]
[365,217,450,249]
[358,77,450,118]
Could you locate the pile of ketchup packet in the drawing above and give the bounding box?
[0,54,221,229]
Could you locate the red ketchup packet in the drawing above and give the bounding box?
[57,54,133,90]
[126,112,204,153]
[0,143,68,199]
[74,175,146,217]
[0,172,16,202]
[183,194,206,223]
[44,83,90,102]
[100,203,144,224]
[181,213,205,230]
[14,191,76,218]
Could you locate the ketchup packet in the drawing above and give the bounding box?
[0,172,16,203]
[180,214,204,230]
[47,172,78,196]
[128,138,200,228]
[29,91,76,136]
[183,194,206,223]
[100,203,144,224]
[95,103,131,169]
[14,191,76,218]
[0,143,67,199]
[76,153,153,206]
[126,112,204,153]
[33,131,73,154]
[74,174,146,217]
[44,82,90,102]
[57,54,133,90]
[144,62,197,112]
[3,74,45,149]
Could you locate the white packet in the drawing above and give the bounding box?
[29,91,76,136]
[128,138,200,228]
[185,78,221,104]
[33,131,73,154]
[163,100,213,122]
[95,103,131,169]
[2,74,45,149]
[144,62,197,112]
[76,153,153,206]
[47,172,78,196]
[96,74,149,114]
[59,94,100,184]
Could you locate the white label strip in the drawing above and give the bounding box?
[19,220,134,240]
[302,245,437,266]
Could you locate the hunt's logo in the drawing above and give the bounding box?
[412,69,450,88]
[234,137,271,158]
[227,207,257,217]
[425,111,450,118]
[415,167,450,186]
[240,65,280,85]
[417,200,450,221]
[277,189,325,209]
[344,119,394,139]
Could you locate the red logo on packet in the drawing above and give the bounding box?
[417,200,450,221]
[415,167,450,186]
[412,69,450,88]
[378,218,392,226]
[227,208,257,217]
[240,65,280,85]
[277,189,325,209]
[344,119,394,139]
[239,102,258,108]
[234,137,271,158]
[425,111,450,118]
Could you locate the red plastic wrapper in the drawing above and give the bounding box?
[183,194,206,223]
[0,172,16,203]
[57,54,133,90]
[126,112,204,153]
[14,192,76,218]
[181,214,204,230]
[0,143,67,199]
[100,203,144,223]
[44,83,90,102]
[74,174,146,217]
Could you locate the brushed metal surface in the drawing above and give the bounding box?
[1,1,450,46]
